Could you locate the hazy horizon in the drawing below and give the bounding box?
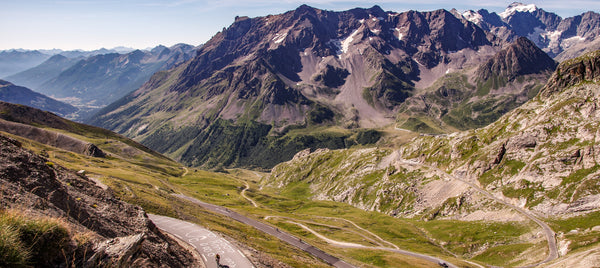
[2,0,598,51]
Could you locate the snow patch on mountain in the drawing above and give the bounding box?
[528,25,586,54]
[462,10,483,24]
[273,32,287,44]
[500,2,537,18]
[562,35,586,48]
[342,30,360,53]
[542,30,563,48]
[527,27,546,46]
[395,28,404,40]
[328,29,360,58]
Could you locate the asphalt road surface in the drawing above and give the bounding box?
[173,194,356,268]
[148,214,255,268]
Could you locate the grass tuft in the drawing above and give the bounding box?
[0,209,71,267]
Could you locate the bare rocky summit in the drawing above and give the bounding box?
[475,37,557,81]
[398,36,556,132]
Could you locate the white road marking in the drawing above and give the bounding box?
[148,214,254,268]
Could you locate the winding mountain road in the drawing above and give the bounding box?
[266,216,458,268]
[149,214,254,268]
[173,194,356,268]
[399,159,558,266]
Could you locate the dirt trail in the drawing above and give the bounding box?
[285,220,458,268]
[181,167,189,177]
[265,216,386,248]
[241,182,258,207]
[314,216,399,250]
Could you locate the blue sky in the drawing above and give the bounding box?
[1,0,598,51]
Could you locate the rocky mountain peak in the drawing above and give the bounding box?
[126,49,145,63]
[291,4,336,21]
[462,10,483,24]
[293,4,316,13]
[578,12,600,38]
[459,2,600,60]
[476,37,556,81]
[45,54,69,63]
[542,50,600,97]
[499,2,538,19]
[151,45,168,53]
[425,9,492,51]
[366,5,386,16]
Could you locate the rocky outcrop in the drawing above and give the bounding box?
[312,65,350,88]
[86,233,147,268]
[542,50,600,97]
[0,133,197,267]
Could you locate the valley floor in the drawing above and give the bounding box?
[7,128,599,268]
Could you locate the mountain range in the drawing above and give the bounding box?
[1,2,600,267]
[6,44,196,110]
[0,47,137,78]
[87,3,571,168]
[0,80,77,117]
[0,50,52,78]
[2,49,600,267]
[5,54,81,90]
[463,2,600,61]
